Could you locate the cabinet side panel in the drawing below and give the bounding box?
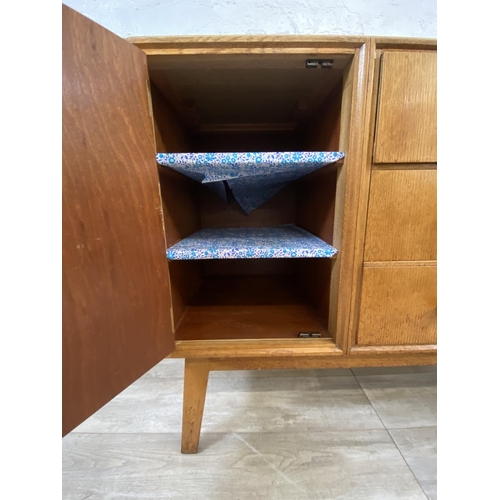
[62,6,174,435]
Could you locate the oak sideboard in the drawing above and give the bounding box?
[62,5,437,453]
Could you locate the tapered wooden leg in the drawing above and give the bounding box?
[181,358,210,454]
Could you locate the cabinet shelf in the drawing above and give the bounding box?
[166,225,337,260]
[157,151,344,213]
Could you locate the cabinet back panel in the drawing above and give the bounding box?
[194,131,299,152]
[203,259,295,277]
[199,181,297,229]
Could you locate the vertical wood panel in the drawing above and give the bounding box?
[62,6,175,435]
[357,266,437,346]
[364,169,437,261]
[373,51,437,163]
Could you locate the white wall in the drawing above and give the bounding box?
[64,0,436,39]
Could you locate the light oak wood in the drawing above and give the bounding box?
[364,169,437,261]
[364,260,436,268]
[206,353,436,370]
[344,39,378,353]
[182,359,210,453]
[373,51,437,163]
[373,163,437,170]
[350,345,436,354]
[357,265,437,346]
[373,37,437,50]
[329,50,369,348]
[346,41,438,355]
[129,35,368,53]
[170,339,435,363]
[171,339,342,359]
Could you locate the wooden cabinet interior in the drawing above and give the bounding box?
[147,53,355,343]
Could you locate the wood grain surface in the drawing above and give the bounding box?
[373,51,437,163]
[182,359,210,453]
[205,353,436,370]
[364,169,437,261]
[129,35,367,54]
[175,275,330,340]
[62,5,174,435]
[330,44,372,352]
[357,265,437,346]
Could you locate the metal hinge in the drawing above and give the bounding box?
[299,332,322,338]
[305,59,334,69]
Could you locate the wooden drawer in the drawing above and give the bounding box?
[364,169,436,262]
[373,51,437,163]
[357,265,436,346]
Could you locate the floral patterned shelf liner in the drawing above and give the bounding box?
[156,151,344,213]
[166,225,337,260]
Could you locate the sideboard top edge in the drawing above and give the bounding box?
[127,35,370,51]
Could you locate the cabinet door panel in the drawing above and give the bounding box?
[357,266,437,346]
[63,5,174,436]
[374,51,437,163]
[364,169,437,261]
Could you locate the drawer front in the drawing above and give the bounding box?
[357,265,437,346]
[364,169,436,262]
[373,51,437,163]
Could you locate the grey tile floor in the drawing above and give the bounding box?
[62,360,437,500]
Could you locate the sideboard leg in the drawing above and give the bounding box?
[181,358,210,454]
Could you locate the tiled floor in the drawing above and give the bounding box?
[62,360,437,500]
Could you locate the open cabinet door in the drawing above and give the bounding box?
[62,5,175,435]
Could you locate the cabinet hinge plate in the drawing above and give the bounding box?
[305,59,334,69]
[299,332,322,338]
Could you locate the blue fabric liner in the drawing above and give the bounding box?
[166,225,337,260]
[156,151,344,213]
